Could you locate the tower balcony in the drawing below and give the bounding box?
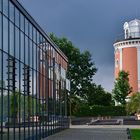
[115,32,140,43]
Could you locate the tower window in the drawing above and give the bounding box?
[115,59,119,68]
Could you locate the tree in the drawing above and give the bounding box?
[50,33,97,99]
[87,84,112,106]
[10,91,19,123]
[126,92,140,115]
[112,70,132,105]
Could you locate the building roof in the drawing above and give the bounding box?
[124,19,140,30]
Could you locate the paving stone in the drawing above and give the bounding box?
[44,128,128,140]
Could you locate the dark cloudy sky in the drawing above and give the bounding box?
[19,0,140,92]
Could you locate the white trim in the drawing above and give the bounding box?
[114,39,140,47]
[137,48,140,91]
[114,41,140,49]
[119,48,122,70]
[115,44,140,49]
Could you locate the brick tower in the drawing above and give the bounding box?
[114,19,140,94]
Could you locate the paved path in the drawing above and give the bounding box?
[44,126,129,140]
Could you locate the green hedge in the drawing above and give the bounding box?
[73,105,126,117]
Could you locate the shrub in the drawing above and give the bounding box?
[73,105,126,117]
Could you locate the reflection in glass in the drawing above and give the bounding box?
[3,0,8,17]
[3,16,8,53]
[9,2,14,22]
[15,27,19,59]
[10,22,14,56]
[0,14,2,50]
[0,0,69,139]
[15,8,20,27]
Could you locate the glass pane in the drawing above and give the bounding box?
[20,32,24,62]
[0,0,2,12]
[9,22,14,56]
[15,27,19,59]
[15,8,20,27]
[3,53,8,89]
[33,43,36,69]
[33,27,36,43]
[37,31,39,44]
[61,67,66,79]
[20,63,24,94]
[0,14,2,50]
[29,40,32,67]
[25,36,28,65]
[0,51,2,88]
[15,61,19,91]
[9,1,14,22]
[29,23,32,40]
[33,70,36,96]
[3,0,8,17]
[3,16,8,53]
[25,18,29,36]
[20,13,24,32]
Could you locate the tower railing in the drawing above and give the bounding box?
[115,32,140,43]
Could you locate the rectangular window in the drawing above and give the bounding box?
[37,31,40,44]
[15,61,19,91]
[15,7,20,27]
[20,63,24,94]
[3,16,8,53]
[23,65,30,95]
[33,43,36,69]
[0,0,2,12]
[20,13,24,32]
[61,67,66,79]
[3,0,8,17]
[7,56,16,91]
[3,53,8,89]
[0,51,2,88]
[9,21,14,56]
[29,40,32,67]
[20,32,24,62]
[15,27,19,59]
[25,36,28,65]
[29,23,32,40]
[33,27,36,43]
[33,70,36,95]
[25,18,29,36]
[0,14,2,50]
[9,1,14,23]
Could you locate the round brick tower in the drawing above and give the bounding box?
[114,19,140,94]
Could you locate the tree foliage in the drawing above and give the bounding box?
[50,33,97,99]
[10,92,19,118]
[112,70,132,105]
[87,84,112,106]
[74,105,126,117]
[126,92,140,114]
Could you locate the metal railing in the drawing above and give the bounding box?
[115,32,140,43]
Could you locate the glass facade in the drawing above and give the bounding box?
[0,0,69,139]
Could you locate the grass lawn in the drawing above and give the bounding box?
[131,129,140,140]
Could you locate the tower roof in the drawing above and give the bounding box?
[124,19,140,39]
[124,19,140,29]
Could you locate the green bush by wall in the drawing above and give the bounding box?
[73,105,126,117]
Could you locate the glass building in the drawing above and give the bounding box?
[0,0,69,139]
